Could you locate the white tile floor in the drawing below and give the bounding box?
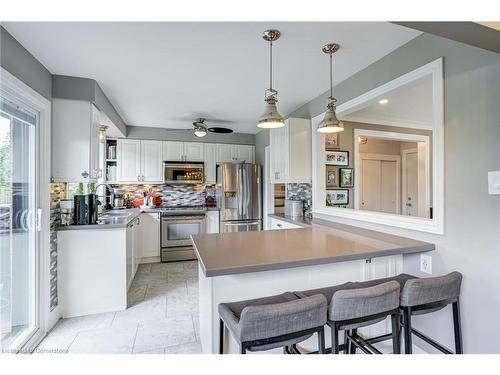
[36,260,202,354]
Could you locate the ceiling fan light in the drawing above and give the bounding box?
[257,99,285,129]
[193,125,207,137]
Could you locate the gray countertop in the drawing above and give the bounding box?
[268,213,313,227]
[192,220,435,277]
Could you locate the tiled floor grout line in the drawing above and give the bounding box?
[130,323,140,354]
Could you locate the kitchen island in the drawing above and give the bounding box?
[191,220,434,354]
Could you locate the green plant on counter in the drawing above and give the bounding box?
[76,182,84,195]
[88,182,95,194]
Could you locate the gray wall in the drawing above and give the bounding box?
[284,32,500,353]
[52,75,127,135]
[127,125,255,145]
[0,25,52,99]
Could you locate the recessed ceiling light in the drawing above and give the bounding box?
[379,99,389,105]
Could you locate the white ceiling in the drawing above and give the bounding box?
[342,75,433,129]
[3,22,421,134]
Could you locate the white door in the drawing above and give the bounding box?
[163,141,184,161]
[233,145,254,163]
[126,223,133,289]
[117,139,141,182]
[204,143,217,184]
[403,151,419,216]
[270,126,288,182]
[139,213,160,259]
[0,95,39,351]
[360,158,399,214]
[141,140,163,183]
[184,142,204,161]
[217,144,233,163]
[205,211,220,233]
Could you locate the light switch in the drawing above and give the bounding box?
[488,171,500,195]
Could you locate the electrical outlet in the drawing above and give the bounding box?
[420,254,432,275]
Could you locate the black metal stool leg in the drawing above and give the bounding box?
[219,318,224,354]
[343,330,349,354]
[452,299,463,354]
[350,329,357,354]
[330,323,339,354]
[240,343,247,354]
[318,328,326,354]
[391,313,400,354]
[402,307,413,354]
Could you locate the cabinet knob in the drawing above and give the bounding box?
[81,170,89,178]
[277,223,283,228]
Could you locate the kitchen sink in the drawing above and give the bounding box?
[99,211,132,218]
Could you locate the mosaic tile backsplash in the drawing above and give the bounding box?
[286,183,312,218]
[111,183,206,207]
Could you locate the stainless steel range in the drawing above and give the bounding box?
[160,205,206,262]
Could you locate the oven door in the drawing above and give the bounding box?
[161,215,206,248]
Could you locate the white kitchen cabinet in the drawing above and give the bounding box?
[204,143,217,184]
[52,99,101,182]
[268,217,302,230]
[270,118,311,183]
[141,140,163,182]
[117,139,142,182]
[216,143,233,163]
[126,216,141,289]
[206,211,220,233]
[217,144,255,163]
[139,212,160,260]
[117,140,163,183]
[184,142,204,161]
[163,141,204,161]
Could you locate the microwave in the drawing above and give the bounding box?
[163,161,204,184]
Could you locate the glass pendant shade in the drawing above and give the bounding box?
[258,97,285,129]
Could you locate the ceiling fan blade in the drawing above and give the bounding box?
[208,127,234,134]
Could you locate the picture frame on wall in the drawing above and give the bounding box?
[325,133,340,150]
[325,166,338,188]
[325,150,349,166]
[326,189,349,206]
[339,168,354,188]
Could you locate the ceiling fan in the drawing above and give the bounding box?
[191,118,233,138]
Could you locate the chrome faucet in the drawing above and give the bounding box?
[94,183,114,212]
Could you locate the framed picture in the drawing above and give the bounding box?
[325,166,338,188]
[326,189,349,206]
[325,133,339,150]
[325,150,349,166]
[339,168,354,188]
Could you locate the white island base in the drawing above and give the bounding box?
[198,254,402,354]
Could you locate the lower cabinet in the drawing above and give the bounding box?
[206,210,220,233]
[126,217,141,290]
[139,212,161,260]
[268,217,302,230]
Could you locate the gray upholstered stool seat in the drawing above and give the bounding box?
[218,292,327,354]
[326,281,402,354]
[398,271,463,354]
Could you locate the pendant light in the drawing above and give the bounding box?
[258,29,285,129]
[317,43,344,133]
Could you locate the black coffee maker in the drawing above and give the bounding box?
[73,194,98,225]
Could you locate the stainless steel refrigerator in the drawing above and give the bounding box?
[217,163,262,232]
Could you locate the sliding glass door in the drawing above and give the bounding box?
[0,94,39,351]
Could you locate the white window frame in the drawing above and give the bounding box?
[0,67,53,352]
[311,58,444,234]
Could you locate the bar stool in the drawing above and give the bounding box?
[399,271,463,354]
[218,292,327,354]
[327,281,401,354]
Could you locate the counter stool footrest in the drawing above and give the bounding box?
[410,327,453,354]
[347,331,382,354]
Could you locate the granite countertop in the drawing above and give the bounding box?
[192,223,435,277]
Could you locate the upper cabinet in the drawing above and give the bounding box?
[52,99,101,182]
[204,143,217,184]
[216,144,255,163]
[163,141,204,162]
[270,118,311,183]
[117,139,163,183]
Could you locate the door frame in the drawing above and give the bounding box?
[357,153,401,213]
[0,67,54,352]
